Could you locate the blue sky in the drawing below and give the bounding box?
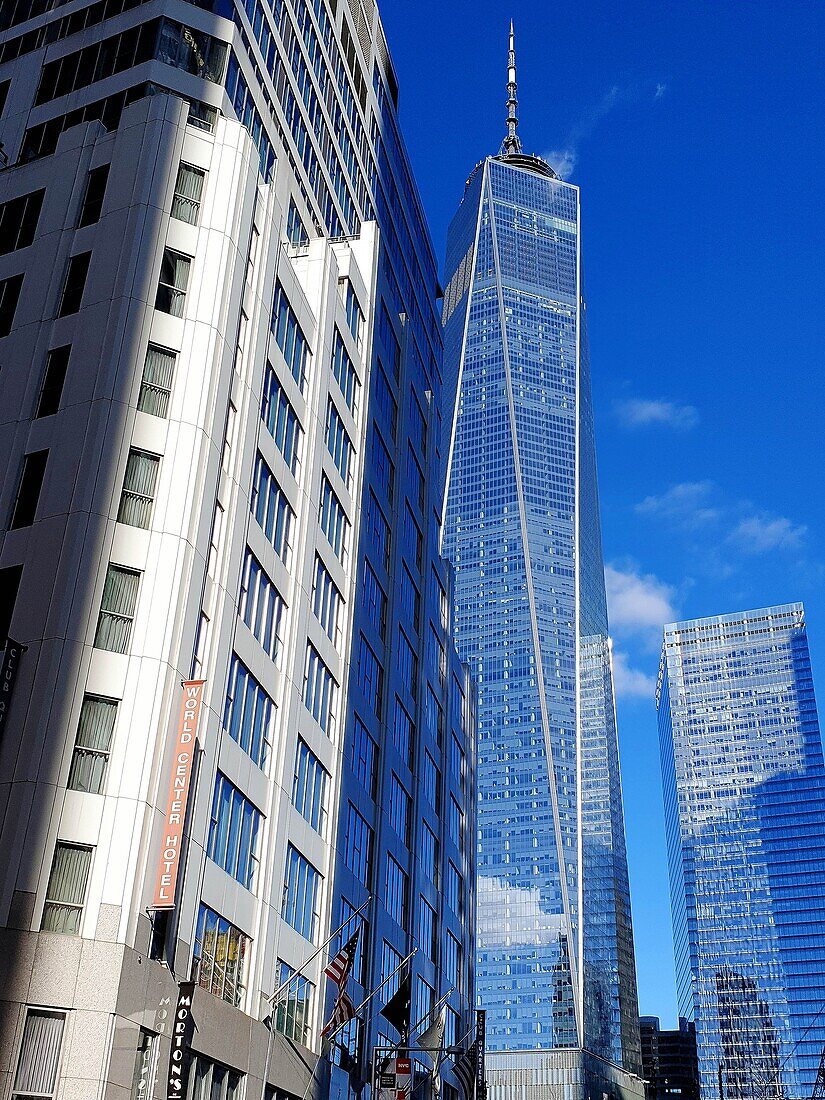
[380,0,825,1023]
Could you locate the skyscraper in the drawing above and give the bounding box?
[441,26,642,1097]
[639,1017,699,1100]
[0,2,474,1097]
[658,604,825,1100]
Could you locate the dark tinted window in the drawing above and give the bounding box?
[78,164,110,227]
[36,346,71,417]
[0,274,23,337]
[58,252,91,316]
[10,450,48,529]
[0,564,23,643]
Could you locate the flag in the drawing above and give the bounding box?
[417,1006,446,1059]
[322,990,355,1037]
[380,971,412,1038]
[325,929,360,989]
[452,1042,477,1100]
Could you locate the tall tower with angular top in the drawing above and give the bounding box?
[441,26,643,1093]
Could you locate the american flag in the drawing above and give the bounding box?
[321,990,356,1037]
[324,930,360,990]
[452,1042,477,1100]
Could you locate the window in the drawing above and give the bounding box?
[397,629,417,697]
[415,980,434,1033]
[93,565,140,653]
[194,903,249,1006]
[365,491,390,570]
[400,566,420,629]
[392,699,414,767]
[350,715,377,797]
[156,18,227,82]
[423,753,441,813]
[78,164,109,227]
[261,366,302,472]
[339,897,367,984]
[207,773,261,889]
[223,654,274,769]
[68,694,117,794]
[385,855,408,929]
[404,503,423,569]
[292,740,329,834]
[425,687,444,746]
[449,796,463,849]
[374,364,397,438]
[409,391,427,455]
[191,612,209,680]
[371,426,394,502]
[304,643,337,735]
[388,774,410,844]
[182,1055,240,1100]
[130,1029,156,1100]
[154,249,190,317]
[344,803,373,885]
[445,932,462,992]
[10,449,48,529]
[0,564,23,643]
[421,823,439,886]
[418,898,436,961]
[450,733,465,783]
[407,445,424,511]
[427,625,447,688]
[171,163,205,224]
[0,189,45,254]
[239,550,285,662]
[446,863,462,918]
[41,842,92,933]
[117,449,160,529]
[286,198,309,246]
[36,346,70,417]
[312,556,342,644]
[332,330,359,413]
[274,961,314,1043]
[357,635,383,718]
[207,503,224,577]
[272,284,310,390]
[362,562,386,639]
[319,476,349,564]
[12,1009,66,1100]
[378,300,401,376]
[58,251,91,316]
[382,941,403,997]
[221,402,236,474]
[341,280,363,346]
[0,273,24,336]
[282,844,321,941]
[251,454,294,563]
[138,344,176,417]
[326,399,353,488]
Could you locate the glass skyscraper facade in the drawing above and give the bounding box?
[440,40,641,1079]
[658,604,825,1100]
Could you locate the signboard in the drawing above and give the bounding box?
[167,982,195,1100]
[151,680,205,910]
[0,638,25,740]
[374,1056,412,1100]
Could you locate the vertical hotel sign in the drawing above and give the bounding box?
[151,680,206,910]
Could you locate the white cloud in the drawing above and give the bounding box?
[614,398,699,430]
[477,877,566,948]
[605,564,678,638]
[611,650,657,701]
[635,481,719,527]
[545,148,576,180]
[655,83,667,100]
[728,515,807,554]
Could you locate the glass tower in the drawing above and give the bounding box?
[658,604,825,1100]
[441,28,641,1075]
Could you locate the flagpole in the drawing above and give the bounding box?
[410,987,453,1040]
[258,897,370,1100]
[322,947,418,1046]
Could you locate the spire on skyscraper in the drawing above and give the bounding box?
[502,20,523,156]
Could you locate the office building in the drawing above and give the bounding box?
[639,1017,699,1100]
[0,2,475,1098]
[658,604,825,1099]
[440,25,643,1100]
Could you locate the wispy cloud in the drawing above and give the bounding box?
[728,515,807,554]
[612,649,657,701]
[615,398,699,431]
[477,877,565,947]
[605,564,678,640]
[544,81,666,180]
[635,481,719,528]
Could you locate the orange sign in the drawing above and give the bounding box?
[151,680,206,910]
